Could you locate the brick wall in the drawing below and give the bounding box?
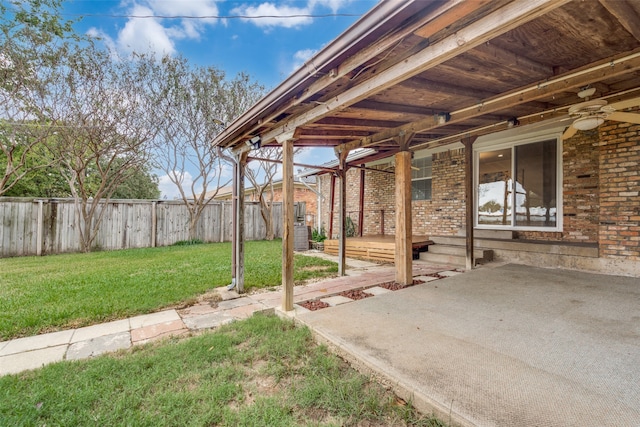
[598,119,640,260]
[318,120,638,262]
[247,184,317,227]
[519,131,600,242]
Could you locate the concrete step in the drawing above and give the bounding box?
[456,229,516,239]
[427,244,491,259]
[430,235,598,257]
[420,245,493,266]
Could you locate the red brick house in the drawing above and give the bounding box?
[213,0,640,299]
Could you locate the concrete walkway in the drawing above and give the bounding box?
[296,263,640,427]
[0,255,457,377]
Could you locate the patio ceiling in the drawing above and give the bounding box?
[213,0,640,168]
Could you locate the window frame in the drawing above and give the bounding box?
[474,130,563,232]
[411,155,432,201]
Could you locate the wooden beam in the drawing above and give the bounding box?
[281,138,294,311]
[599,0,640,41]
[215,0,471,148]
[462,136,477,270]
[413,0,493,38]
[395,150,413,285]
[246,156,335,173]
[338,49,640,153]
[263,0,570,144]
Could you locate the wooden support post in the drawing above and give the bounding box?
[282,138,295,311]
[462,136,478,270]
[328,174,336,238]
[235,150,249,293]
[394,150,413,285]
[358,168,365,237]
[337,151,348,276]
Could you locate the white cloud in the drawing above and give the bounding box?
[117,5,176,59]
[158,171,193,200]
[93,1,220,60]
[231,3,313,29]
[291,48,317,73]
[308,0,354,14]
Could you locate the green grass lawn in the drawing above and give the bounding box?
[0,314,444,427]
[0,240,337,341]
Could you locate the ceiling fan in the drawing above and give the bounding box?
[562,88,640,140]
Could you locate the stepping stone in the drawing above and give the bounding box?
[182,312,234,331]
[365,286,392,296]
[1,330,74,356]
[414,275,441,283]
[439,270,463,277]
[0,345,68,376]
[66,332,131,360]
[321,295,353,306]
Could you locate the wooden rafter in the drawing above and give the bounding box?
[336,49,640,153]
[599,0,640,41]
[262,0,571,144]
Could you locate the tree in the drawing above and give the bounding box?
[245,146,303,240]
[0,0,78,196]
[147,55,265,239]
[45,45,161,251]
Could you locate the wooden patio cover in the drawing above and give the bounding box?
[212,0,640,310]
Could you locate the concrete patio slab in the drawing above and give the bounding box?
[129,310,180,329]
[298,264,640,427]
[0,330,74,356]
[66,332,131,360]
[70,319,130,343]
[321,295,354,306]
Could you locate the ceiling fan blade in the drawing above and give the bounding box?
[608,111,640,125]
[562,124,578,140]
[608,97,640,111]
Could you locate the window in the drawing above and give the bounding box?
[477,138,559,229]
[412,156,432,201]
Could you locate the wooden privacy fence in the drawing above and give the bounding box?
[0,198,305,258]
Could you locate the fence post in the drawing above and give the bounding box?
[151,201,157,247]
[36,199,44,256]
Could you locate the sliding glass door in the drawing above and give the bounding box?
[477,139,559,230]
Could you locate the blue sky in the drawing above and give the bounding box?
[61,0,375,197]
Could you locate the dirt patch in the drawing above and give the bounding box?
[299,300,331,311]
[339,289,373,300]
[377,279,425,291]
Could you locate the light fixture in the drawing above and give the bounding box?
[507,117,520,128]
[245,135,261,150]
[572,115,605,131]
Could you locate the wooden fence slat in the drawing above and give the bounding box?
[0,198,302,257]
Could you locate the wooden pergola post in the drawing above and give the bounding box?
[281,136,295,311]
[462,136,478,270]
[337,150,349,276]
[394,132,414,285]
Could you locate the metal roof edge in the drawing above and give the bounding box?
[212,0,424,148]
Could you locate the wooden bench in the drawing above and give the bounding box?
[323,235,433,263]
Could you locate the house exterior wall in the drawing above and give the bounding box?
[319,119,639,263]
[598,120,640,260]
[251,186,317,227]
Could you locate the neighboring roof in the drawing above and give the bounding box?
[213,0,640,170]
[203,177,316,199]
